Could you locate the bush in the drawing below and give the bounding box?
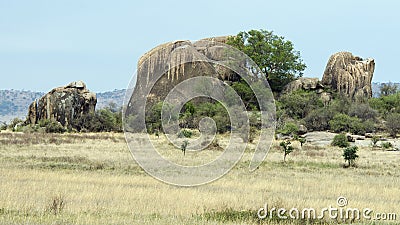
[178,129,193,138]
[386,113,400,138]
[343,146,359,167]
[329,114,353,133]
[331,133,350,148]
[8,118,24,131]
[45,121,66,133]
[72,108,122,132]
[369,92,400,115]
[328,114,373,135]
[278,122,299,136]
[381,142,393,149]
[0,122,7,131]
[371,136,380,147]
[304,108,333,131]
[348,103,378,121]
[278,90,323,119]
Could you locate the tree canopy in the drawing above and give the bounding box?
[227,29,306,92]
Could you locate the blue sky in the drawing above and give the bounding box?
[1,0,399,92]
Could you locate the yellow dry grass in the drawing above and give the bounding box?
[0,132,399,224]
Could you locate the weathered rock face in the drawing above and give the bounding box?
[26,81,97,127]
[322,52,375,100]
[128,37,238,114]
[282,77,324,94]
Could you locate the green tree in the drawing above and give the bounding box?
[343,146,359,167]
[181,140,189,156]
[230,80,262,110]
[227,29,306,92]
[280,140,294,162]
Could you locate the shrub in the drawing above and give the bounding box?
[178,129,193,138]
[348,103,378,121]
[328,114,373,135]
[8,118,24,131]
[331,133,350,148]
[280,140,294,162]
[45,121,66,133]
[181,140,189,156]
[278,90,323,119]
[369,92,400,115]
[303,108,333,131]
[329,114,353,133]
[278,122,299,136]
[0,122,7,131]
[371,136,380,147]
[299,137,306,147]
[72,108,122,132]
[386,113,400,138]
[343,146,359,167]
[349,119,375,135]
[329,96,352,115]
[381,142,393,149]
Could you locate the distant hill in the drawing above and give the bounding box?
[96,89,126,109]
[0,89,126,124]
[0,90,44,124]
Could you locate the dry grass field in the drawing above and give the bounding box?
[0,131,399,224]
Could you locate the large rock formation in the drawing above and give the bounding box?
[129,37,238,112]
[322,52,375,100]
[26,81,97,127]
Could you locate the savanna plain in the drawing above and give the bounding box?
[0,131,399,224]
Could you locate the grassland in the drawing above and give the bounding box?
[0,132,399,224]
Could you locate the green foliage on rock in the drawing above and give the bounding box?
[227,29,306,92]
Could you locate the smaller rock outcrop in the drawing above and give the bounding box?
[322,52,375,101]
[282,77,324,94]
[26,81,97,127]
